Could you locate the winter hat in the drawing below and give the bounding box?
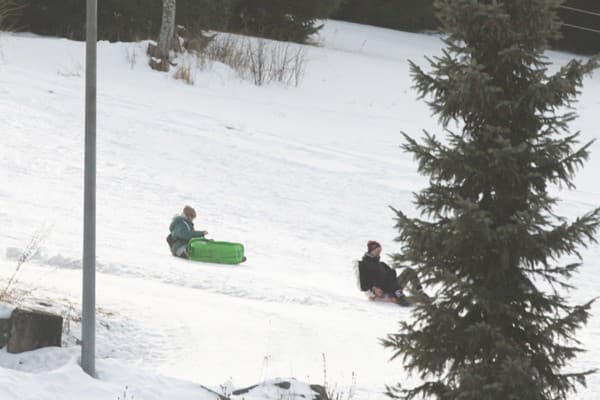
[367,240,381,253]
[183,205,197,219]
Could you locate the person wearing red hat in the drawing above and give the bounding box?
[358,240,427,306]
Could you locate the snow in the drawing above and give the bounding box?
[0,347,228,400]
[0,302,15,319]
[1,19,599,399]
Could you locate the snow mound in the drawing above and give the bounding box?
[0,347,224,400]
[0,302,15,319]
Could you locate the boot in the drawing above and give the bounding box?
[394,290,411,307]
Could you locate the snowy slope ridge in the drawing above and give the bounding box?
[1,20,599,400]
[0,347,226,400]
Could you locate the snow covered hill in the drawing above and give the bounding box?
[1,21,599,399]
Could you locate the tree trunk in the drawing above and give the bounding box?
[157,0,176,60]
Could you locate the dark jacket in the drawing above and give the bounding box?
[358,253,400,293]
[168,215,205,255]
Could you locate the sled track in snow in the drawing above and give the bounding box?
[5,248,351,309]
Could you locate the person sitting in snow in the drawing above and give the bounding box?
[358,240,428,306]
[167,206,208,259]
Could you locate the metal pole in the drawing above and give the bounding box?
[82,0,97,377]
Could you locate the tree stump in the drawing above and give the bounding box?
[149,57,171,72]
[147,42,160,58]
[7,309,62,353]
[148,39,181,72]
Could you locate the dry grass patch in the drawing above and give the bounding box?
[173,63,194,85]
[200,34,307,87]
[0,228,47,303]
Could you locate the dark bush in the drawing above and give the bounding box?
[333,0,439,33]
[11,0,234,42]
[177,0,235,35]
[10,0,336,44]
[11,0,598,54]
[229,0,343,43]
[554,0,600,54]
[333,0,599,54]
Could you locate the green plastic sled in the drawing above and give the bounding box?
[187,238,245,265]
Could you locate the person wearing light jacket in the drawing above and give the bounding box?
[167,205,207,259]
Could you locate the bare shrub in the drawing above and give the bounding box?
[0,228,46,303]
[247,39,306,87]
[0,0,19,61]
[247,39,267,86]
[218,381,233,398]
[202,34,248,72]
[57,61,83,77]
[124,44,138,70]
[321,354,357,400]
[182,31,217,54]
[61,301,78,335]
[173,63,194,85]
[201,34,307,87]
[117,386,135,400]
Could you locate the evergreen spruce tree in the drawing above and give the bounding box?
[383,1,600,399]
